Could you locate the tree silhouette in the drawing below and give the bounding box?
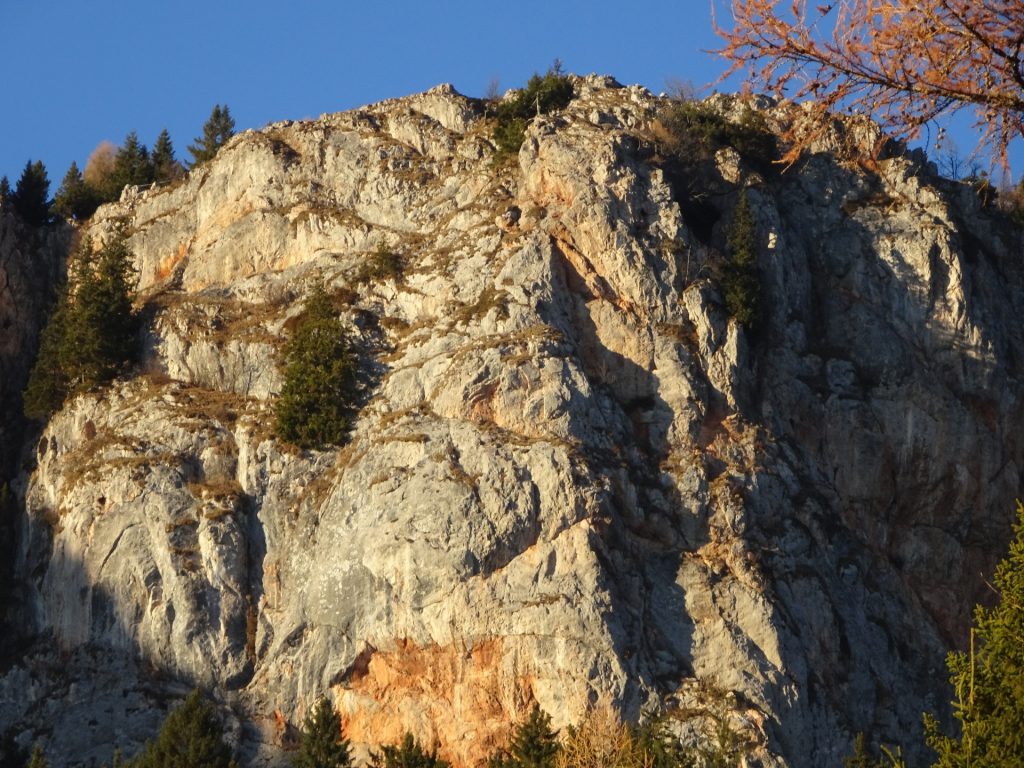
[111,131,154,193]
[10,160,51,227]
[715,1,1024,167]
[188,105,236,166]
[53,162,99,221]
[151,128,182,183]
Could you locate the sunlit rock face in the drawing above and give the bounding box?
[3,76,1023,768]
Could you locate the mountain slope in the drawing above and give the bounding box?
[2,76,1023,767]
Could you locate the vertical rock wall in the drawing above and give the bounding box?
[2,79,1022,767]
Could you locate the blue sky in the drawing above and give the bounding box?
[1,1,1019,188]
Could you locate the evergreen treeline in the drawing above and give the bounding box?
[1,104,236,227]
[490,65,574,162]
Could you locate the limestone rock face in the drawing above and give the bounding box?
[4,77,1024,768]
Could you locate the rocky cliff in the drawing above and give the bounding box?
[2,76,1023,767]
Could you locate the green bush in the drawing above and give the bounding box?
[354,247,404,283]
[491,67,574,161]
[656,101,777,173]
[275,286,358,449]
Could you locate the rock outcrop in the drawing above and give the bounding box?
[3,77,1023,767]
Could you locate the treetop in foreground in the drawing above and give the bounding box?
[924,501,1024,766]
[714,1,1024,168]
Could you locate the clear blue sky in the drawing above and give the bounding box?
[1,0,1019,189]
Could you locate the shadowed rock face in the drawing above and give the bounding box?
[2,77,1022,767]
[0,214,67,661]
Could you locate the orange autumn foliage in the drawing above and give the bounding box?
[714,1,1024,168]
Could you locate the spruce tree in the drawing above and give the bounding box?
[188,105,236,166]
[0,177,10,210]
[489,707,559,768]
[292,698,351,768]
[275,285,358,449]
[53,161,99,221]
[23,291,71,419]
[23,235,139,419]
[10,160,51,227]
[722,189,760,329]
[631,714,694,768]
[110,131,154,194]
[151,129,182,183]
[373,733,449,768]
[925,502,1024,766]
[127,690,236,768]
[62,235,139,390]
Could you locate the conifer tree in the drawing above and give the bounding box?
[373,733,449,768]
[23,235,139,419]
[0,177,10,210]
[10,160,51,227]
[111,131,154,193]
[722,189,760,329]
[292,698,351,768]
[151,129,182,183]
[489,706,559,768]
[127,689,236,768]
[53,161,99,221]
[22,291,71,420]
[491,66,573,161]
[188,105,236,166]
[275,285,358,449]
[631,714,695,768]
[925,502,1024,766]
